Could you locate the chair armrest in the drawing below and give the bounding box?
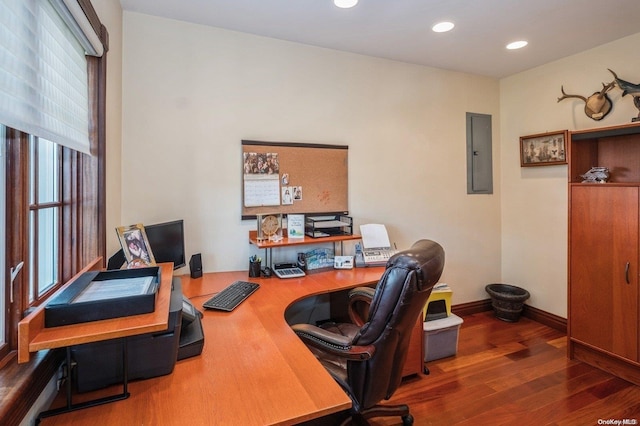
[291,323,375,361]
[348,286,376,326]
[349,286,375,299]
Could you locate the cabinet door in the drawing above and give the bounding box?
[570,186,639,361]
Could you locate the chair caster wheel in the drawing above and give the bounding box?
[402,414,414,425]
[423,366,430,375]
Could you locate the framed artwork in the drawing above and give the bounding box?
[520,130,568,167]
[116,223,156,267]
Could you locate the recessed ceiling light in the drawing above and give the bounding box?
[506,40,528,50]
[432,22,455,33]
[334,0,358,8]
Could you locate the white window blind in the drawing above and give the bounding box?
[0,0,102,155]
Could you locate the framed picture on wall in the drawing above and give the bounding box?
[520,130,568,167]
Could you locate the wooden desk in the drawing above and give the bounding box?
[40,267,397,425]
[17,261,174,421]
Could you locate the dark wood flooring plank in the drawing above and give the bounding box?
[364,312,640,425]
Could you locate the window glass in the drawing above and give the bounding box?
[29,137,59,204]
[29,137,61,302]
[38,139,59,203]
[30,208,58,301]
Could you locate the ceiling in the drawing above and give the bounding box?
[119,0,640,79]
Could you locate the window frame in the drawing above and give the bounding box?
[1,0,108,367]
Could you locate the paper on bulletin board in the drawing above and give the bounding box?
[244,175,281,207]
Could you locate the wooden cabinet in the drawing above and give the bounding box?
[568,122,640,385]
[569,186,638,359]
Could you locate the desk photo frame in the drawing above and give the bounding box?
[116,224,156,267]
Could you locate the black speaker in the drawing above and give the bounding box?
[107,249,126,270]
[189,253,203,279]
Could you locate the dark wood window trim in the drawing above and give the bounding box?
[3,129,29,362]
[0,1,108,424]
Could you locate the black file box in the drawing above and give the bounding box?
[45,267,160,328]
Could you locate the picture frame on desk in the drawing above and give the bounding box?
[117,223,156,267]
[520,130,567,167]
[287,214,305,238]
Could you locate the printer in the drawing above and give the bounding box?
[71,277,203,392]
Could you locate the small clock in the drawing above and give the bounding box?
[257,213,282,241]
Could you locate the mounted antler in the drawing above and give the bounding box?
[600,80,616,95]
[557,86,587,103]
[557,80,615,121]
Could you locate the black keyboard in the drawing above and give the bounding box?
[203,280,260,312]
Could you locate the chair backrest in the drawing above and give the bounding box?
[349,239,445,410]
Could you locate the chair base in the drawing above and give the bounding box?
[340,404,414,426]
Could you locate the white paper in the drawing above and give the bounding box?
[360,223,391,249]
[243,175,281,207]
[72,276,155,303]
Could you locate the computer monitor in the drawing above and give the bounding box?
[144,219,187,270]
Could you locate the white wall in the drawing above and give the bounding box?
[500,33,640,317]
[121,12,502,305]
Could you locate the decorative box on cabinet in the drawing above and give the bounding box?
[568,122,640,386]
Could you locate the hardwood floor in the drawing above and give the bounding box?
[317,311,640,425]
[43,311,640,425]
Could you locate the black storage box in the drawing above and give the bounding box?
[45,267,160,328]
[71,277,183,392]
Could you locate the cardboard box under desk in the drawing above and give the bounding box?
[44,267,160,328]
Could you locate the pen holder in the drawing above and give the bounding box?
[249,261,261,278]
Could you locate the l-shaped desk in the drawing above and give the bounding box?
[41,266,420,425]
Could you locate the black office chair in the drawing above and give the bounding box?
[292,239,445,425]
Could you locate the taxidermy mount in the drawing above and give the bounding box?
[557,80,615,121]
[609,69,640,122]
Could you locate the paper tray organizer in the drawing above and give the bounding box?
[305,215,353,237]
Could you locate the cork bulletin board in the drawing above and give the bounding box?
[241,140,348,219]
